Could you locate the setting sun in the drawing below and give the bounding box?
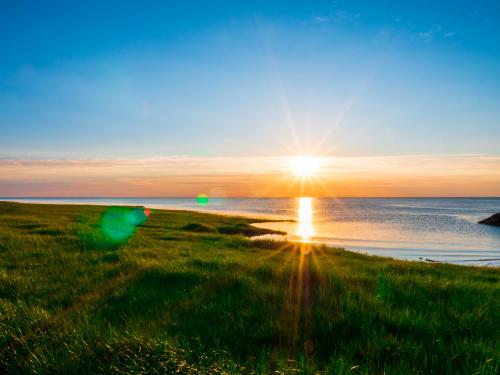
[290,156,319,177]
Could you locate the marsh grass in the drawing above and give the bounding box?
[0,201,499,374]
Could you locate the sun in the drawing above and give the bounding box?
[290,155,319,177]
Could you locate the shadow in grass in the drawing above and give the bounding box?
[33,229,65,236]
[98,268,203,324]
[218,223,285,237]
[102,253,120,264]
[15,223,47,230]
[155,221,281,238]
[199,234,226,243]
[95,265,284,362]
[181,222,217,233]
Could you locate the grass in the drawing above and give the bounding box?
[0,201,499,374]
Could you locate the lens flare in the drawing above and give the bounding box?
[100,206,149,242]
[197,193,209,206]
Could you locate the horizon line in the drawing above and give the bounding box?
[3,196,500,200]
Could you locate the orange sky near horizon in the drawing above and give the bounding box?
[1,154,499,198]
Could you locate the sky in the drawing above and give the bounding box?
[1,0,500,197]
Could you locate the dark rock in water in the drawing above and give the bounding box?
[478,213,500,226]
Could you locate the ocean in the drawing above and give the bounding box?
[3,197,500,266]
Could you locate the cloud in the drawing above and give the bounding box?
[313,10,360,25]
[418,31,433,42]
[314,16,330,24]
[417,25,455,42]
[1,155,499,197]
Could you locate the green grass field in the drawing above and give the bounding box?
[0,201,499,374]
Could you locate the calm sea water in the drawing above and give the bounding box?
[3,197,500,266]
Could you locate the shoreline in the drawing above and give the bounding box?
[2,199,499,269]
[0,197,292,221]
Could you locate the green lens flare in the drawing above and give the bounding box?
[197,194,209,206]
[99,206,149,242]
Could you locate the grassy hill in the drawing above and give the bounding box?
[0,201,498,374]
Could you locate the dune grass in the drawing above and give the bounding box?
[0,201,499,374]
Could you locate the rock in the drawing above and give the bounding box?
[478,213,500,226]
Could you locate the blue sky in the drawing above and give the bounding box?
[1,0,500,159]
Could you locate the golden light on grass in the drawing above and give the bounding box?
[290,156,320,177]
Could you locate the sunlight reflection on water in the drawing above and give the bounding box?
[296,197,315,242]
